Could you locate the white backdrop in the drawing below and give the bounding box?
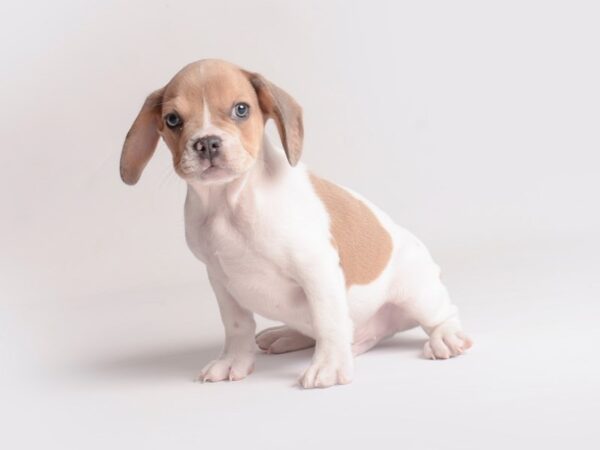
[1,1,599,449]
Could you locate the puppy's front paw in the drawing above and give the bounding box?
[300,351,354,389]
[424,323,473,360]
[198,355,255,383]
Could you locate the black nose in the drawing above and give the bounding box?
[193,135,222,159]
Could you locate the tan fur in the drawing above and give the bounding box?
[120,89,164,184]
[310,174,393,287]
[244,72,304,165]
[160,60,265,174]
[121,59,304,184]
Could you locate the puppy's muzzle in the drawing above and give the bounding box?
[193,135,222,161]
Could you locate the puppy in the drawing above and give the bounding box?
[120,59,472,388]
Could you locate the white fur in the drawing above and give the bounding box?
[202,99,211,129]
[186,137,471,388]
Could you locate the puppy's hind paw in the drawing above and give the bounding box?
[256,326,315,354]
[424,327,473,360]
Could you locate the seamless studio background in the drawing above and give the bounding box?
[1,1,599,449]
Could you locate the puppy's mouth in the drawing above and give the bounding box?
[199,164,235,182]
[201,164,225,174]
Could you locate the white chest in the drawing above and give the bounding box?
[185,200,311,328]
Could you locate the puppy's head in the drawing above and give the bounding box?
[120,59,303,185]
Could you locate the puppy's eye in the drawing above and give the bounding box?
[232,102,250,119]
[165,112,182,129]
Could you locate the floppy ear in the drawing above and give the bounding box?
[120,88,164,185]
[246,72,304,166]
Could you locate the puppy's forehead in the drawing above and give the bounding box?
[163,59,255,105]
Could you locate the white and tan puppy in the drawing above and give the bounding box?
[120,59,472,389]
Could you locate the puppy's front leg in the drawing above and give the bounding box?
[198,274,256,383]
[297,261,354,389]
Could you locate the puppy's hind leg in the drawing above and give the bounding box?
[256,326,315,354]
[402,280,473,360]
[351,303,419,356]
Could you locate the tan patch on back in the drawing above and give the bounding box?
[310,174,393,287]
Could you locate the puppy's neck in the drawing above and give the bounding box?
[185,135,292,216]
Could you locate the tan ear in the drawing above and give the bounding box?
[246,73,304,166]
[120,88,164,185]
